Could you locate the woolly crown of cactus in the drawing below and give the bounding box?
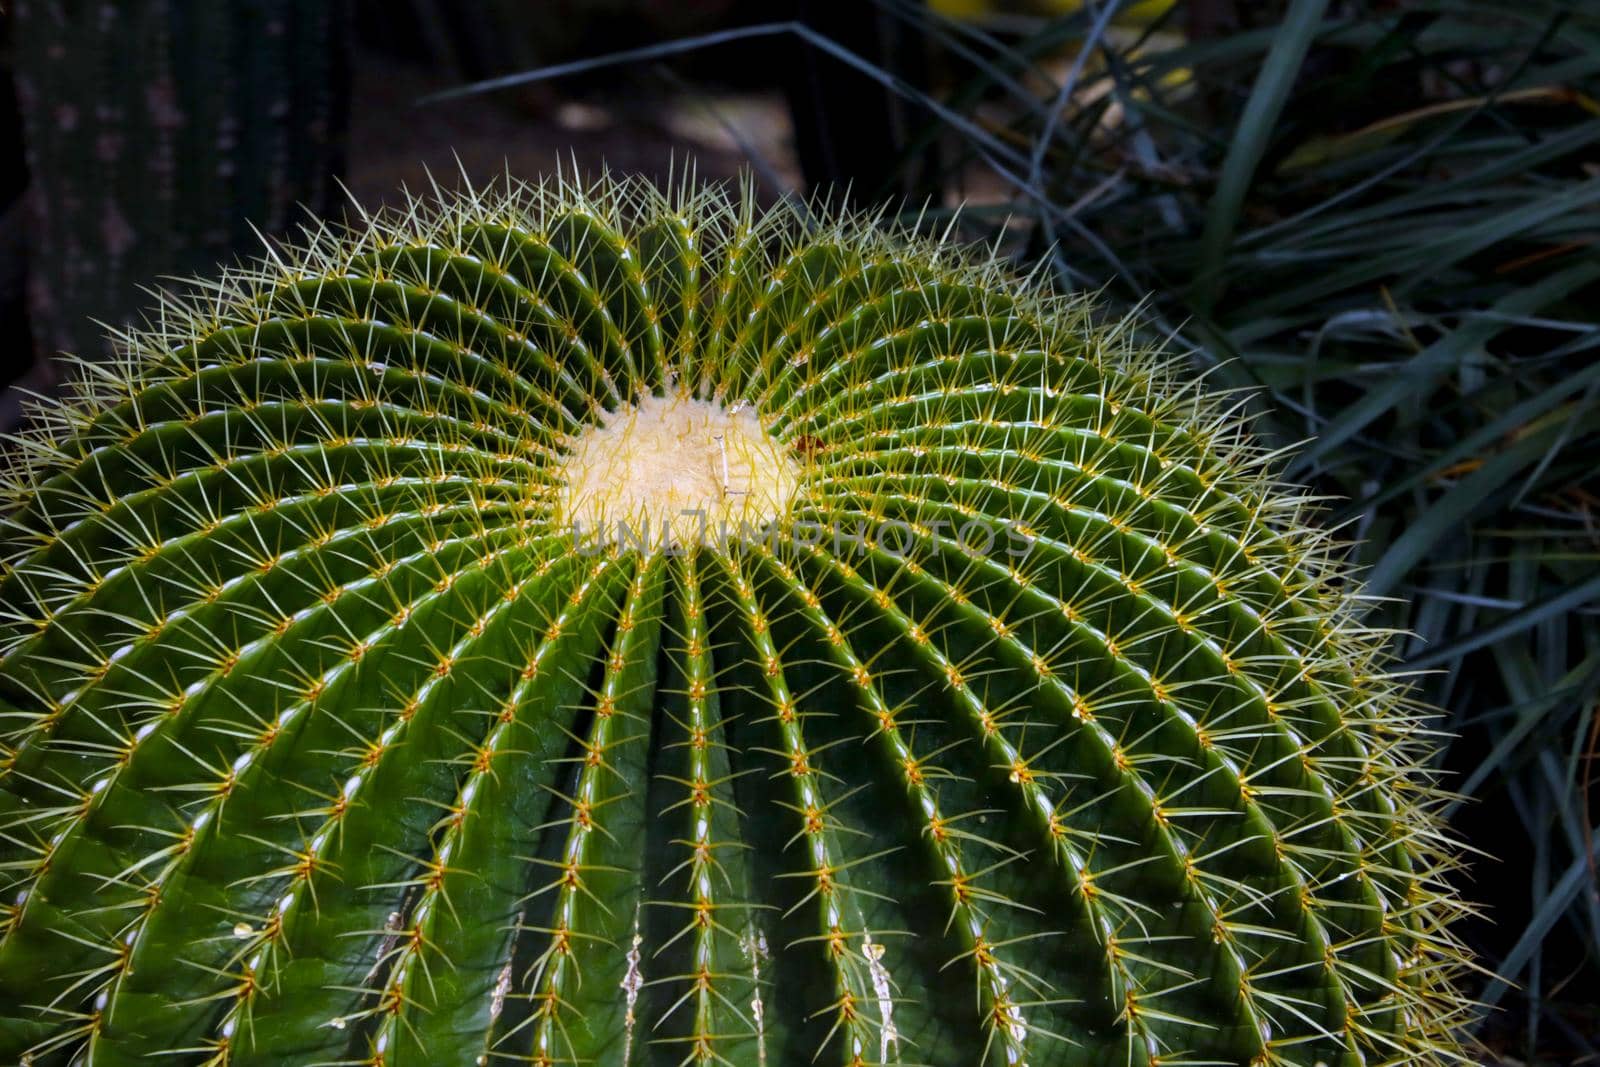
[0,172,1471,1067]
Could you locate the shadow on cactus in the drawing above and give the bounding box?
[0,172,1474,1066]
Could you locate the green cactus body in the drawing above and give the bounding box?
[0,175,1468,1066]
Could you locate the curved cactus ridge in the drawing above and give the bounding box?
[0,171,1471,1066]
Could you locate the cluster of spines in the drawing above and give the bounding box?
[0,168,1471,1066]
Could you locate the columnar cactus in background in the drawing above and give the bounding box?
[0,174,1471,1066]
[11,0,350,367]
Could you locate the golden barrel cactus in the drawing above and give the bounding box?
[0,174,1471,1066]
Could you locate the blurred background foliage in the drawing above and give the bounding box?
[1,0,1597,1061]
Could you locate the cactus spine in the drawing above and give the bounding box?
[0,173,1470,1066]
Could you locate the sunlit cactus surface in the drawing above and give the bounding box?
[0,174,1471,1067]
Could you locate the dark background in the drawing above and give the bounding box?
[2,1,1597,1061]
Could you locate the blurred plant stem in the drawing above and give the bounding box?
[786,0,941,207]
